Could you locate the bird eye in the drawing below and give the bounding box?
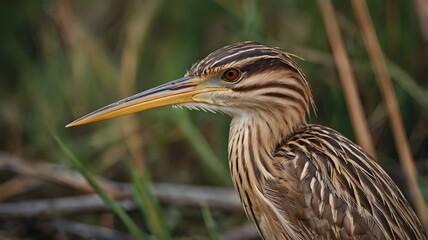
[222,69,240,82]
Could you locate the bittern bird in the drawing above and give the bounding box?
[68,42,426,239]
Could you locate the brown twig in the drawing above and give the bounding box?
[0,153,242,213]
[0,195,133,218]
[0,153,127,198]
[0,185,241,218]
[53,219,133,240]
[222,223,260,240]
[0,177,42,201]
[317,0,377,159]
[351,0,428,230]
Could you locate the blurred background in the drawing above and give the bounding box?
[0,0,427,239]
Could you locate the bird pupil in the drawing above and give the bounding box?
[224,69,239,81]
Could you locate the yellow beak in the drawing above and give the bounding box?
[66,76,226,127]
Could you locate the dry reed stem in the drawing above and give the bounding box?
[414,0,428,44]
[53,0,117,86]
[351,0,428,230]
[317,0,377,160]
[119,0,161,173]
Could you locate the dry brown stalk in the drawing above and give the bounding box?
[414,0,428,44]
[351,0,428,230]
[317,0,377,159]
[119,0,161,173]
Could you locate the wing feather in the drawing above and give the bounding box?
[264,124,425,239]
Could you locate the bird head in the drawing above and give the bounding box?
[67,41,315,127]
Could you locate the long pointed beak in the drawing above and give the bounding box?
[66,76,226,127]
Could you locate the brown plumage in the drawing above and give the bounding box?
[68,41,426,239]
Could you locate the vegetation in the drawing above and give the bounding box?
[0,0,427,239]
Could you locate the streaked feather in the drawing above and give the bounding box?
[188,42,426,239]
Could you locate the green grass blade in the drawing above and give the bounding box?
[386,60,428,110]
[127,159,171,240]
[174,110,229,185]
[52,133,148,240]
[201,203,220,240]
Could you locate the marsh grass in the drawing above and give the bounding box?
[0,0,427,238]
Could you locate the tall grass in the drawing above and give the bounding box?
[0,0,426,238]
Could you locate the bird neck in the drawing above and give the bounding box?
[227,110,306,224]
[230,108,306,151]
[228,109,307,183]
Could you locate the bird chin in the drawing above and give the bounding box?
[173,103,227,115]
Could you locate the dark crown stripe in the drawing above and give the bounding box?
[233,82,305,98]
[239,57,300,76]
[210,49,279,70]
